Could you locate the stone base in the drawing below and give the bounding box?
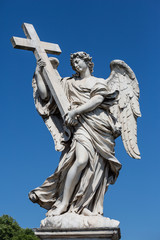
[34,228,121,240]
[40,213,120,229]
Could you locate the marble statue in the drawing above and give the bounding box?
[11,23,141,231]
[29,51,141,224]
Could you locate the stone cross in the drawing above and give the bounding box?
[11,23,70,119]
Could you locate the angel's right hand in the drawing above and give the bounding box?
[64,110,78,126]
[37,59,46,72]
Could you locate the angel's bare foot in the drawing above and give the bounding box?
[82,208,98,216]
[46,203,68,217]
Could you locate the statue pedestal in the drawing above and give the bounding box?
[34,228,121,240]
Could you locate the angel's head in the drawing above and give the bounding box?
[70,52,94,77]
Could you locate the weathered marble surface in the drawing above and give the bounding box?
[29,53,141,219]
[11,24,141,235]
[40,213,120,229]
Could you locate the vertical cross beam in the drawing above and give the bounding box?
[11,23,70,119]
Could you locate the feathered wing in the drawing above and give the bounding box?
[107,60,141,159]
[32,57,71,152]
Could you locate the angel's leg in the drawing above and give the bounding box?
[47,142,88,216]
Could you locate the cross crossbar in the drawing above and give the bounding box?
[11,37,61,54]
[11,23,70,119]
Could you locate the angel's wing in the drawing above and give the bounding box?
[107,60,141,159]
[32,57,71,152]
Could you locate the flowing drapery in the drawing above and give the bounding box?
[29,77,121,215]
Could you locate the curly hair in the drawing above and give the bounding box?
[70,52,94,77]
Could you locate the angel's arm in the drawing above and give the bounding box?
[65,95,104,125]
[34,61,49,100]
[76,95,104,114]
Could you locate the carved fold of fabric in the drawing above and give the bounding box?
[29,141,76,210]
[32,78,57,117]
[90,81,119,108]
[29,77,122,214]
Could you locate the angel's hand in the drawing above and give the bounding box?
[64,110,78,126]
[37,59,46,72]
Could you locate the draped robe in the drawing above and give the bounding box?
[29,76,122,215]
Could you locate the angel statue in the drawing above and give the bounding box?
[29,51,141,228]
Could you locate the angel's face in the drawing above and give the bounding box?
[73,57,88,73]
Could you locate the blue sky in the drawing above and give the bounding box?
[0,0,160,239]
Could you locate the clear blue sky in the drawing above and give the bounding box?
[0,0,160,239]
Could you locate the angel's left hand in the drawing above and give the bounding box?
[64,110,78,126]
